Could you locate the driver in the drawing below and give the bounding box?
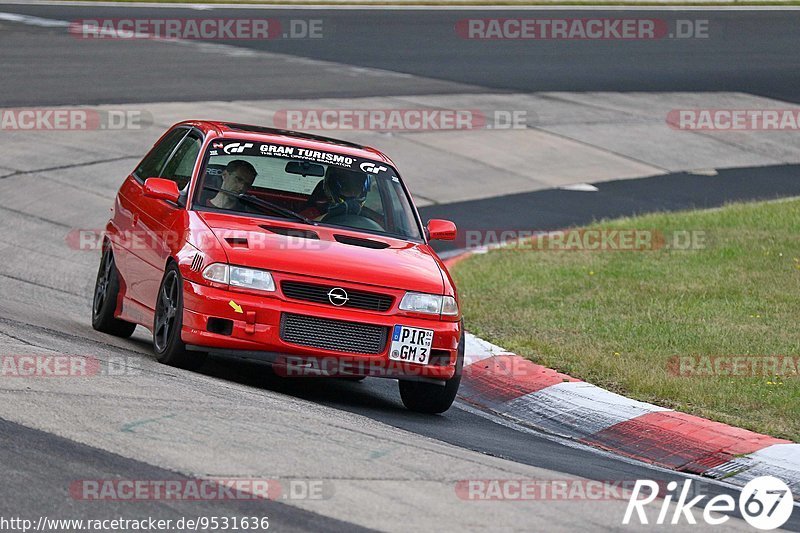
[324,166,370,218]
[301,166,370,220]
[207,160,257,210]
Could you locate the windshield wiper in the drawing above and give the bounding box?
[202,186,316,226]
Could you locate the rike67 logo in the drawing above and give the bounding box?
[624,476,794,530]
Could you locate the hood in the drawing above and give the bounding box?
[197,212,445,293]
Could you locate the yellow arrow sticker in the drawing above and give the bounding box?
[229,300,243,314]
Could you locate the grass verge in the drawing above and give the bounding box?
[451,198,800,441]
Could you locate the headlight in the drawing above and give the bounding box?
[230,266,275,291]
[399,292,459,316]
[202,263,275,292]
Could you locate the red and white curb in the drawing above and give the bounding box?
[457,320,800,500]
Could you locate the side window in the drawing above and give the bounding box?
[134,128,188,181]
[363,177,385,217]
[160,133,202,191]
[383,179,415,236]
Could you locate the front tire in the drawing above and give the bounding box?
[92,243,137,338]
[153,263,206,370]
[399,330,464,414]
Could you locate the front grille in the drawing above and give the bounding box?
[281,281,393,312]
[280,313,389,354]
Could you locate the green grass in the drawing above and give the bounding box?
[451,198,800,441]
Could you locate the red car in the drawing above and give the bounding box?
[92,121,463,413]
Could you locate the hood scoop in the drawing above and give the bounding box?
[334,234,390,249]
[260,225,319,240]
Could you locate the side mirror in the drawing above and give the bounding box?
[426,219,457,241]
[143,178,180,204]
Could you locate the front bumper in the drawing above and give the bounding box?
[181,279,461,381]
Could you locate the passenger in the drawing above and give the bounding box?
[207,160,257,210]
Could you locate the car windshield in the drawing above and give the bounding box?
[193,140,423,240]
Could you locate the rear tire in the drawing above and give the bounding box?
[153,263,207,371]
[399,330,464,414]
[92,243,137,338]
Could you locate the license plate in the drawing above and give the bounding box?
[389,325,434,365]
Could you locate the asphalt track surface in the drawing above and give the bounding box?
[1,418,369,533]
[1,4,800,531]
[424,163,800,253]
[2,6,800,105]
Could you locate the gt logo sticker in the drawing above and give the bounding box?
[223,142,254,154]
[360,162,388,174]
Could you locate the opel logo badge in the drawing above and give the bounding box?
[327,287,349,306]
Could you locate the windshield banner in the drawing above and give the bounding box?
[209,141,393,176]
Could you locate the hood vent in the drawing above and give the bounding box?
[260,225,319,240]
[334,234,390,249]
[224,237,249,248]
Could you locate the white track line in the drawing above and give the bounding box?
[0,12,69,26]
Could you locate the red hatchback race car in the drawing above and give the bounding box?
[92,121,463,413]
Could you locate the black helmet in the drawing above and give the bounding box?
[323,166,370,205]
